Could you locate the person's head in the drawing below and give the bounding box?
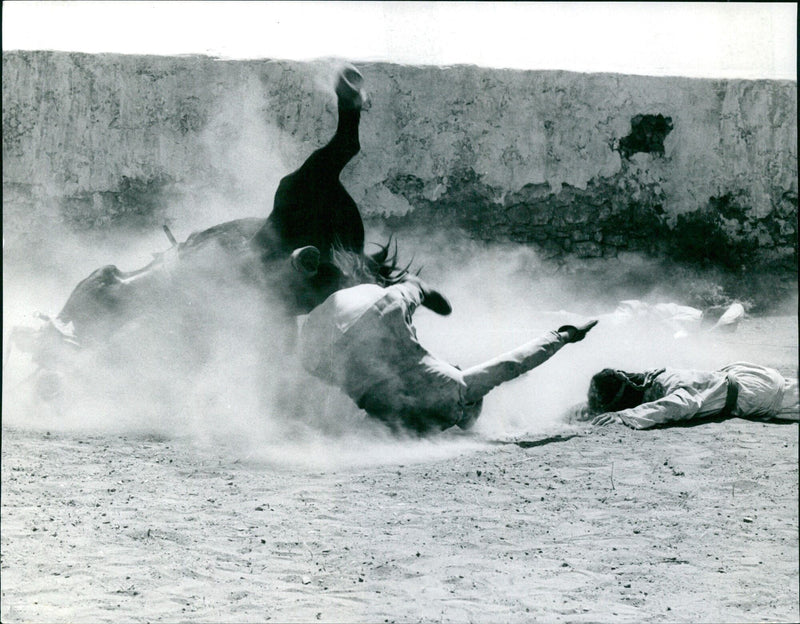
[587,368,649,414]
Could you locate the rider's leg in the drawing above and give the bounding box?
[460,321,597,404]
[461,330,569,403]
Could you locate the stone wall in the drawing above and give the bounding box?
[3,51,797,285]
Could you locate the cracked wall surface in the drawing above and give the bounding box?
[3,51,797,282]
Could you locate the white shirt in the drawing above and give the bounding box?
[614,362,798,429]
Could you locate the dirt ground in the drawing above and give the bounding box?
[2,316,798,623]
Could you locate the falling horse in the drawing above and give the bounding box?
[53,65,400,340]
[7,64,410,398]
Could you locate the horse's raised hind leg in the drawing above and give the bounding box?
[298,64,365,175]
[253,64,368,259]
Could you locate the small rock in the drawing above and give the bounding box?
[743,517,754,523]
[476,470,482,477]
[301,576,311,585]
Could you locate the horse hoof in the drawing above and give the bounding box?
[336,64,367,110]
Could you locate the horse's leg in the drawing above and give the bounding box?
[253,66,366,259]
[287,65,364,184]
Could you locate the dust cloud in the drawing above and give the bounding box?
[6,219,791,471]
[3,64,795,470]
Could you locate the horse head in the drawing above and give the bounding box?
[272,240,410,315]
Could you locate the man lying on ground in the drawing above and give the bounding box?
[566,362,799,429]
[293,245,598,434]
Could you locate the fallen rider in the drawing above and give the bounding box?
[568,362,799,429]
[294,246,598,434]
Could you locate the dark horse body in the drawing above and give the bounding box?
[7,65,398,398]
[253,104,365,263]
[53,67,376,346]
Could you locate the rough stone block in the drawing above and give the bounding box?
[573,241,603,257]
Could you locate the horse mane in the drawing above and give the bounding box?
[366,236,414,285]
[329,236,412,287]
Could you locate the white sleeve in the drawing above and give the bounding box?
[615,388,705,429]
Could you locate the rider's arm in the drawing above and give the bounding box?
[611,388,707,429]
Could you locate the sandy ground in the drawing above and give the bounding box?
[2,316,798,623]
